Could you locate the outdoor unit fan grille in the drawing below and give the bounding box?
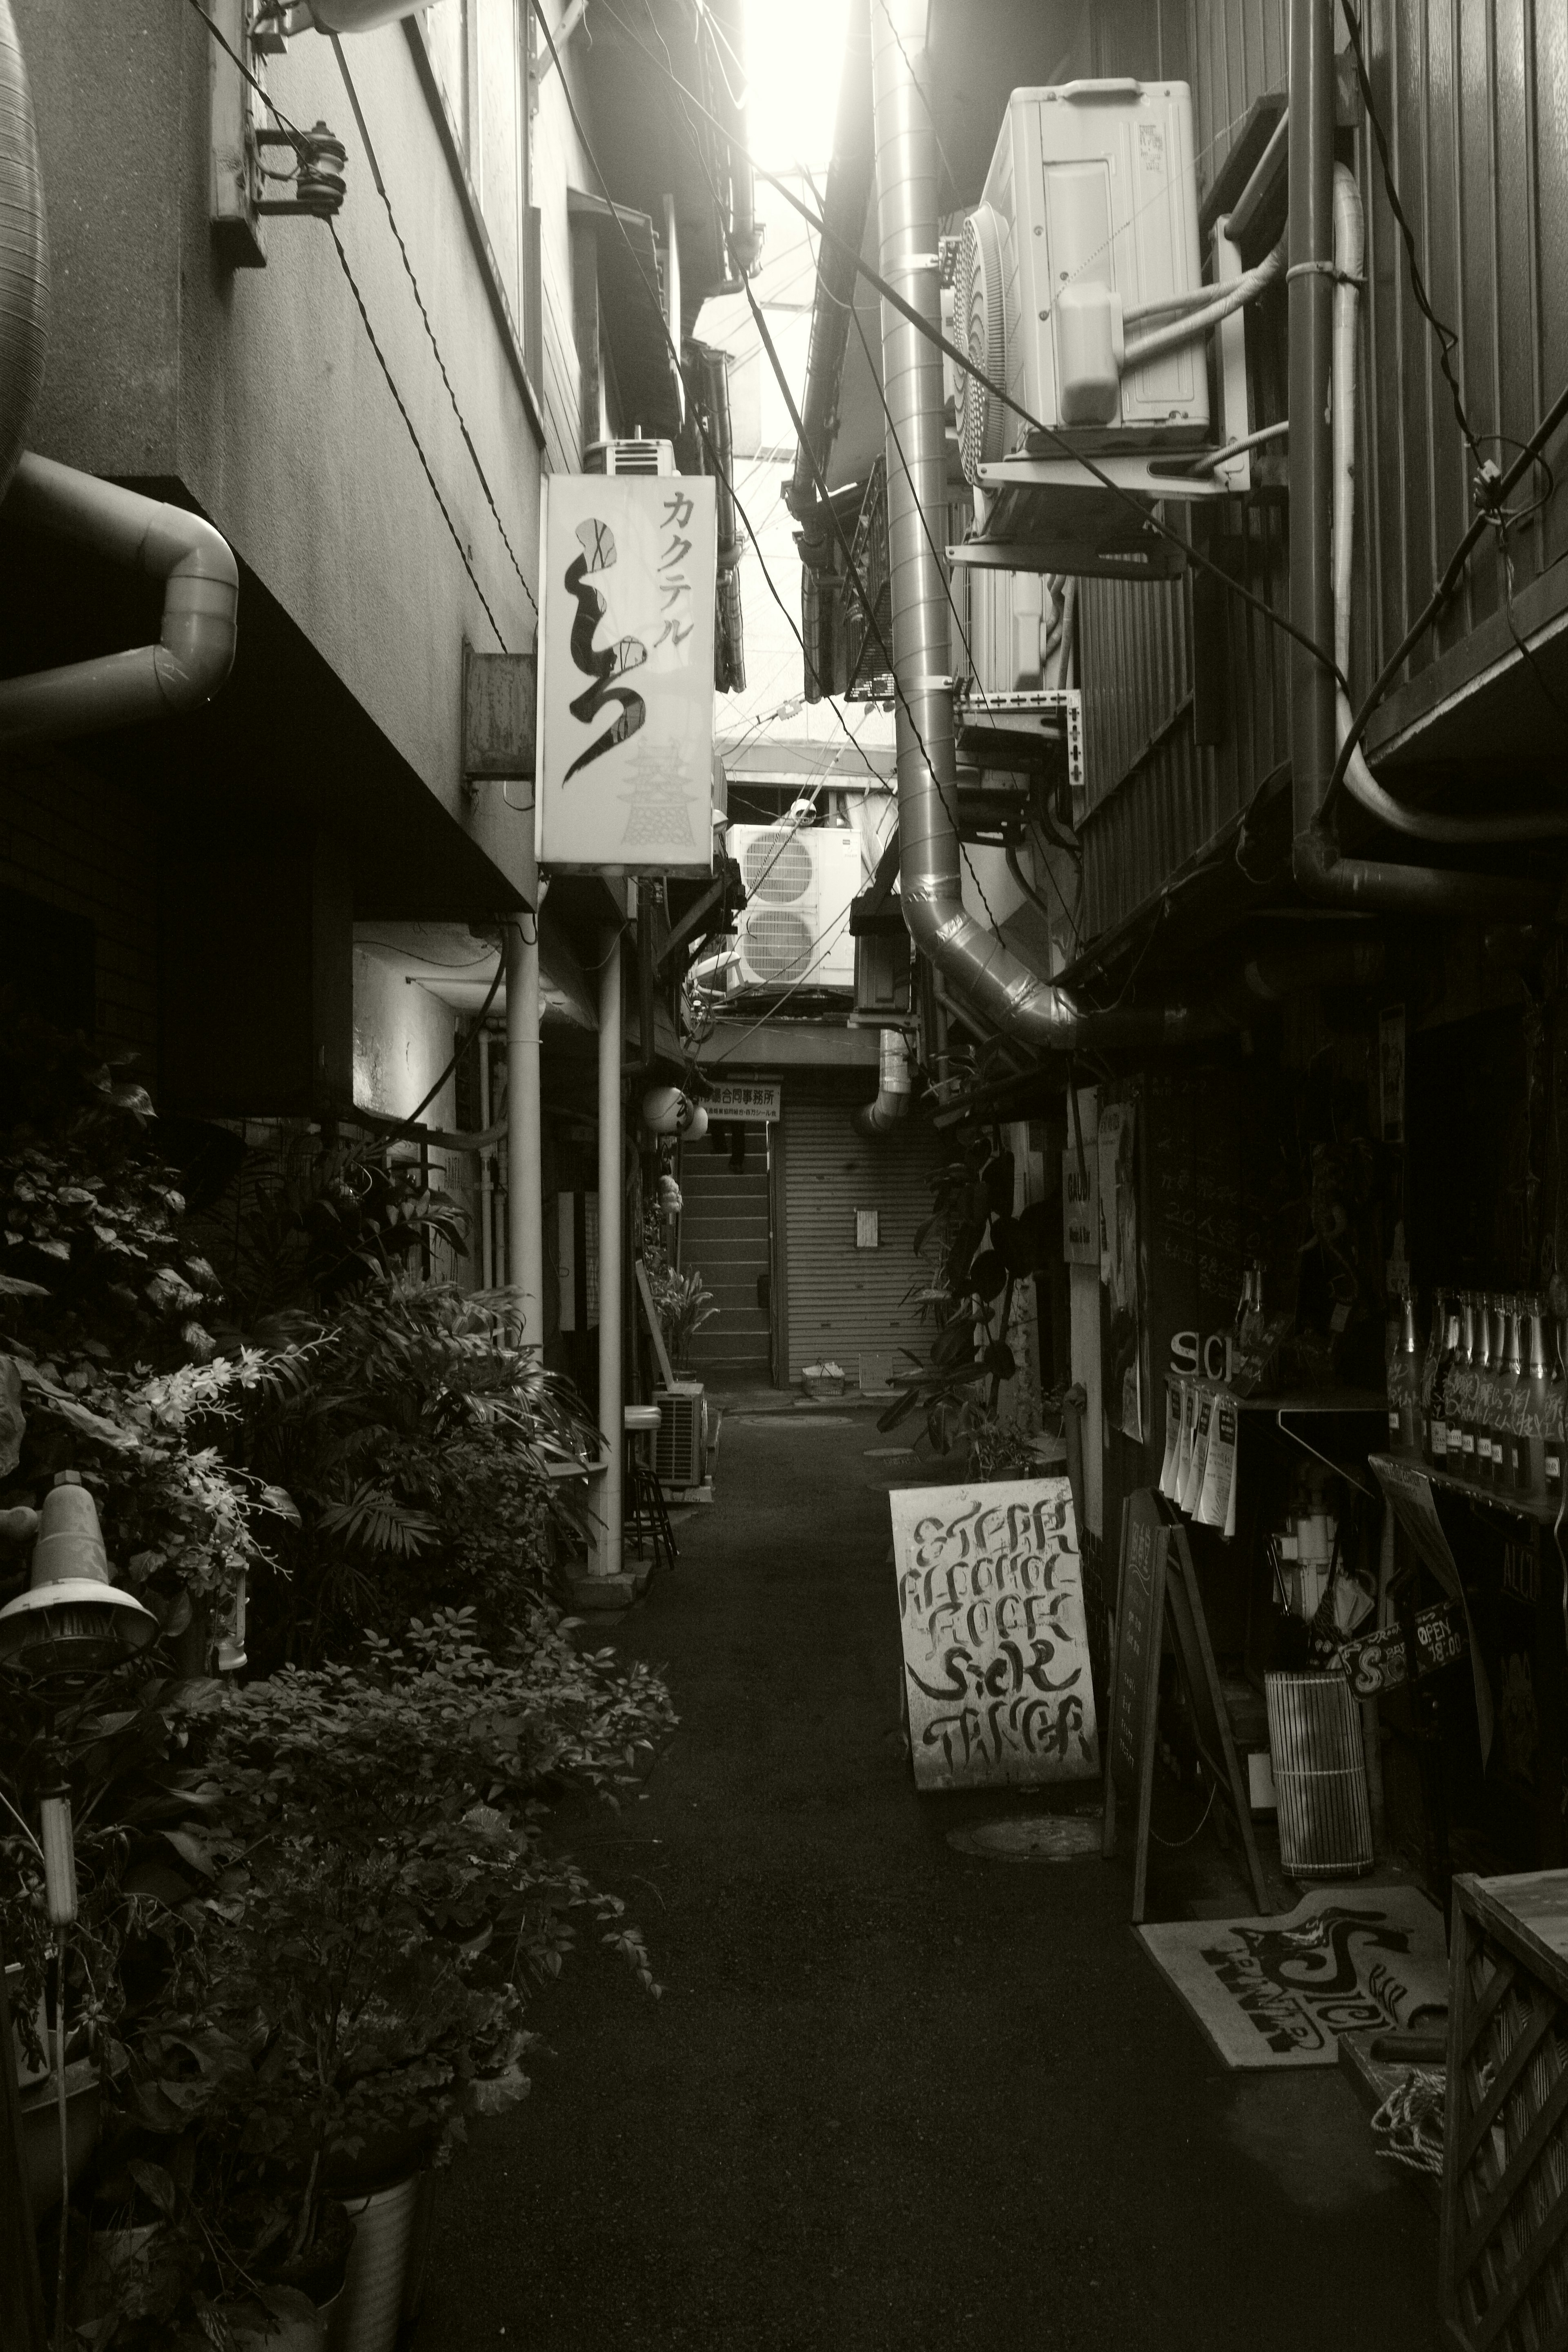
[744,832,812,903]
[585,439,673,477]
[654,1389,703,1488]
[956,203,1007,482]
[742,907,814,983]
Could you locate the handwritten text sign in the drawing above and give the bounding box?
[890,1477,1099,1791]
[538,473,717,875]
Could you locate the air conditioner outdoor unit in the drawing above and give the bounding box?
[585,439,677,477]
[727,824,860,992]
[654,1383,706,1490]
[956,79,1208,481]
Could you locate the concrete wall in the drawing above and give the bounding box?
[11,1,610,908]
[352,947,459,1131]
[0,751,158,1063]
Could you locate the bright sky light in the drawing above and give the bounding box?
[741,0,849,173]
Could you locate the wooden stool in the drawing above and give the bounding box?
[625,1404,677,1577]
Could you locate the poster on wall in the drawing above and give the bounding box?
[537,474,717,875]
[889,1476,1100,1791]
[1062,1144,1098,1264]
[1099,1101,1144,1443]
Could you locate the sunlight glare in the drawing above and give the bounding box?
[740,0,850,173]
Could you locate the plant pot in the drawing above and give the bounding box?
[258,2197,355,2312]
[18,2058,100,2216]
[327,2169,435,2352]
[228,2295,327,2352]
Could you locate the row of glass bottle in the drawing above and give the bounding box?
[1389,1292,1565,1500]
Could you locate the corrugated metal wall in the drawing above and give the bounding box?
[1074,0,1568,942]
[782,1089,942,1381]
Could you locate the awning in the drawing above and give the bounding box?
[567,188,683,441]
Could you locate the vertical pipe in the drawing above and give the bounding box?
[1289,0,1339,846]
[596,923,624,1577]
[478,1018,493,1290]
[505,911,544,1350]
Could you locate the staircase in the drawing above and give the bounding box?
[678,1133,772,1379]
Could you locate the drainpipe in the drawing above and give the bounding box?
[854,1027,911,1135]
[504,901,544,1353]
[0,454,238,745]
[595,923,624,1579]
[0,0,46,503]
[870,0,1190,1048]
[1289,0,1552,917]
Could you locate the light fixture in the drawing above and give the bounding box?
[0,1474,157,1676]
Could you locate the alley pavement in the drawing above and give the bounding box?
[419,1408,1441,2350]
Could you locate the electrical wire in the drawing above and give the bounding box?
[656,11,1004,933]
[329,35,538,615]
[379,951,508,1147]
[653,22,1006,941]
[1323,375,1568,824]
[815,159,1084,947]
[1339,0,1481,467]
[181,0,514,649]
[690,899,858,1069]
[595,0,1349,695]
[526,0,884,799]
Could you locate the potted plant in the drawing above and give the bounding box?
[177,1606,674,2351]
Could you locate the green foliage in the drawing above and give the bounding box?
[644,1263,718,1372]
[881,1132,1057,1464]
[236,1276,603,1666]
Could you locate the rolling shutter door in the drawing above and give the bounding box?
[783,1089,942,1381]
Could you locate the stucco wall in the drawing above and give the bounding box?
[352,947,458,1130]
[11,2,606,907]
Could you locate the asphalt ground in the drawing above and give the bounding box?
[419,1406,1441,2351]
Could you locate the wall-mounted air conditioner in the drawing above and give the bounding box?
[956,79,1208,480]
[585,439,677,477]
[727,824,860,992]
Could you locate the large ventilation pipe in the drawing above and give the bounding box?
[855,1026,911,1134]
[870,0,1190,1048]
[0,2,238,746]
[0,457,239,744]
[1288,0,1553,917]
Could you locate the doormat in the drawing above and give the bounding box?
[1137,1886,1448,2069]
[947,1815,1102,1861]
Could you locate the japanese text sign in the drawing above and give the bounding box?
[538,473,717,875]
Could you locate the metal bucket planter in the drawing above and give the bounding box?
[327,2170,437,2352]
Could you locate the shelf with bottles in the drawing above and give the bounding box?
[1395,1285,1566,1526]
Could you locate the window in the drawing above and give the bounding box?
[424,0,538,372]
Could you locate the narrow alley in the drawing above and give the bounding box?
[423,1406,1439,2352]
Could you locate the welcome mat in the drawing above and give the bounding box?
[1137,1886,1449,2069]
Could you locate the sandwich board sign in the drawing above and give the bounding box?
[889,1476,1099,1791]
[537,472,716,875]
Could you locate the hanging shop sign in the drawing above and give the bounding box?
[888,1476,1099,1792]
[701,1079,780,1123]
[537,474,717,876]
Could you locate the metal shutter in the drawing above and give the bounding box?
[782,1090,942,1383]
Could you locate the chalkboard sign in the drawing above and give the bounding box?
[1102,1490,1270,1922]
[889,1476,1100,1792]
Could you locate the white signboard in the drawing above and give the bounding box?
[889,1476,1100,1791]
[700,1079,780,1123]
[537,473,717,875]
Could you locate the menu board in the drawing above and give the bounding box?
[889,1477,1099,1792]
[1102,1489,1270,1922]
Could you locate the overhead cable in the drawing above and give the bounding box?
[595,0,1351,695]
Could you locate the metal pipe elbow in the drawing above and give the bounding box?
[854,1028,912,1135]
